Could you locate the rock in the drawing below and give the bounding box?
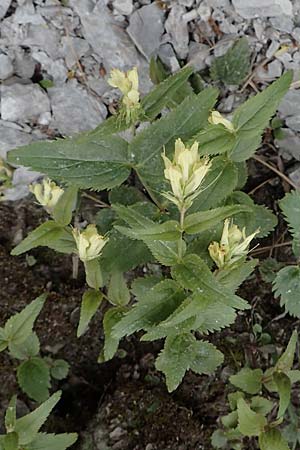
[21,24,60,59]
[278,90,300,132]
[127,3,165,60]
[270,15,294,32]
[288,164,300,187]
[48,84,107,136]
[0,0,11,20]
[109,427,126,441]
[165,5,189,59]
[276,128,300,160]
[0,54,14,80]
[187,42,210,71]
[232,0,293,18]
[13,1,46,25]
[32,51,68,85]
[60,36,90,69]
[14,49,36,79]
[0,83,50,123]
[0,122,32,158]
[112,0,133,15]
[4,167,41,201]
[157,43,180,73]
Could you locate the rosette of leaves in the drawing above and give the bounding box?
[212,332,300,450]
[0,295,69,403]
[6,68,292,391]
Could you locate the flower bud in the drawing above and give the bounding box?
[209,219,258,269]
[162,138,211,209]
[208,111,234,132]
[108,67,140,123]
[30,178,64,213]
[72,225,107,262]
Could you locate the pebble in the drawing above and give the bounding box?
[0,54,14,80]
[0,122,32,158]
[288,164,300,187]
[0,0,11,20]
[112,0,133,16]
[127,3,165,60]
[278,90,300,132]
[0,83,51,123]
[276,128,300,161]
[165,5,189,59]
[232,0,293,19]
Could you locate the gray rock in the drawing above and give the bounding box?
[127,3,165,60]
[32,51,68,85]
[48,85,107,136]
[0,54,14,80]
[0,0,11,20]
[157,43,180,73]
[14,49,36,79]
[276,128,300,160]
[60,36,90,69]
[4,167,41,201]
[0,84,50,123]
[232,0,293,18]
[288,164,300,187]
[113,0,133,15]
[187,42,210,71]
[278,90,300,132]
[0,122,32,158]
[270,15,294,32]
[13,1,46,25]
[165,5,189,59]
[21,24,60,59]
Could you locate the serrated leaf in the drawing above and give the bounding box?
[77,289,103,337]
[230,368,263,394]
[275,331,298,373]
[259,429,290,450]
[11,221,76,256]
[274,372,291,418]
[210,37,251,85]
[112,279,185,340]
[230,71,293,161]
[3,295,46,347]
[132,88,218,205]
[190,124,236,156]
[26,432,78,450]
[142,65,194,118]
[3,432,18,450]
[102,307,127,361]
[15,391,62,445]
[183,205,250,235]
[131,276,162,299]
[190,157,238,212]
[17,357,51,403]
[259,257,284,283]
[228,391,245,410]
[9,332,40,360]
[237,398,267,437]
[50,360,70,380]
[279,190,300,257]
[274,267,300,317]
[108,271,130,307]
[52,186,78,226]
[115,220,181,241]
[109,185,146,206]
[250,396,273,416]
[215,259,258,292]
[8,134,130,190]
[155,333,223,392]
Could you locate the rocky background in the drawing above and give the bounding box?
[1,0,300,200]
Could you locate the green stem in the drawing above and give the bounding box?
[178,206,186,260]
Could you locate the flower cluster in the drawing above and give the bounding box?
[208,219,259,269]
[30,178,64,214]
[108,67,140,124]
[72,225,107,262]
[162,138,212,210]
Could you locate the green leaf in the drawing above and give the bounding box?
[17,357,51,402]
[11,221,76,256]
[190,124,236,156]
[5,396,16,433]
[115,220,181,241]
[108,271,130,306]
[3,294,46,347]
[228,391,245,410]
[50,360,70,380]
[8,134,130,190]
[132,88,218,205]
[84,259,103,290]
[155,333,223,392]
[230,71,293,161]
[9,332,40,360]
[274,267,300,317]
[3,432,18,450]
[275,331,298,373]
[15,391,62,445]
[259,429,290,450]
[112,279,185,340]
[230,368,263,394]
[190,157,238,212]
[221,410,238,428]
[211,429,228,448]
[141,66,194,118]
[102,307,127,361]
[184,205,250,234]
[237,398,267,437]
[77,289,103,337]
[279,190,300,257]
[52,186,78,226]
[250,396,273,416]
[274,372,291,418]
[26,432,78,450]
[210,37,251,85]
[109,185,146,206]
[259,257,284,283]
[215,259,258,292]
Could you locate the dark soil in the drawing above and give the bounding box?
[0,148,298,449]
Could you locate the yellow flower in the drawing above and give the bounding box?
[208,219,259,269]
[72,225,107,262]
[108,67,140,123]
[162,138,211,208]
[208,111,235,132]
[29,178,64,213]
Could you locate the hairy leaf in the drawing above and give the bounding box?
[259,429,290,450]
[50,360,70,380]
[237,398,267,437]
[274,267,300,317]
[274,372,291,418]
[26,432,78,450]
[215,259,258,292]
[115,220,181,241]
[155,333,223,392]
[102,307,127,361]
[190,124,236,156]
[52,186,78,226]
[275,331,298,373]
[230,368,263,394]
[17,357,51,402]
[108,271,130,307]
[279,190,300,257]
[77,290,103,337]
[9,332,40,360]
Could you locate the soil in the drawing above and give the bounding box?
[0,145,298,449]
